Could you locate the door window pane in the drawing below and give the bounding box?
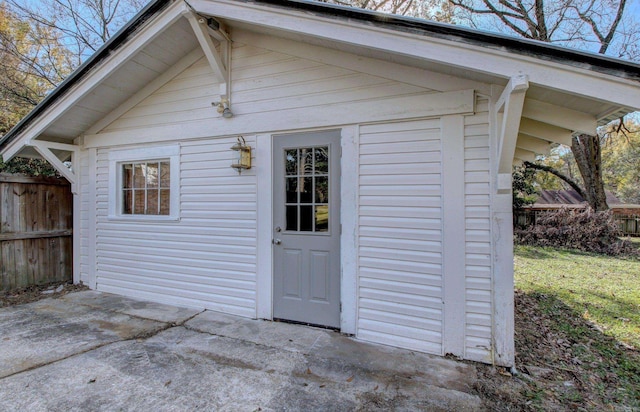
[285,149,297,175]
[286,206,298,231]
[300,206,313,231]
[300,149,313,175]
[299,177,313,203]
[286,178,298,203]
[314,147,328,173]
[315,205,329,232]
[283,145,330,233]
[315,176,328,203]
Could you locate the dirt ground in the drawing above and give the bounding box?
[475,290,639,411]
[1,281,89,308]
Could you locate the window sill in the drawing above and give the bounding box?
[107,215,181,223]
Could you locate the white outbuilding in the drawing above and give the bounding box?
[2,0,639,366]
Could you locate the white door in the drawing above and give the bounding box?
[272,130,341,328]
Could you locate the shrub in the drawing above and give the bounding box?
[514,207,638,256]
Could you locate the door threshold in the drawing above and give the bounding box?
[273,318,340,332]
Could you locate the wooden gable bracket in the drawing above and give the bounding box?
[30,140,79,193]
[185,11,231,105]
[495,75,529,193]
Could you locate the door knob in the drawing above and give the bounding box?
[273,239,282,245]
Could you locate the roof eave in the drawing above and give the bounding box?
[0,0,171,151]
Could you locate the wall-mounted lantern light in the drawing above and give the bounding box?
[231,136,251,173]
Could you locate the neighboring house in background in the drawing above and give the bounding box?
[1,0,640,367]
[516,189,640,235]
[530,189,640,216]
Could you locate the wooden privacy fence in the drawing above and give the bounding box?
[617,215,640,237]
[0,174,73,291]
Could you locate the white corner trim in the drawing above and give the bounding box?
[490,86,515,367]
[441,114,466,357]
[256,133,273,320]
[340,125,358,335]
[87,148,98,289]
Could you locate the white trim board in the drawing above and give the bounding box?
[255,133,273,320]
[84,89,475,148]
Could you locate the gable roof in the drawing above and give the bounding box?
[248,0,640,82]
[1,0,640,162]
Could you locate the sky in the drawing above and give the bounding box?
[19,0,640,64]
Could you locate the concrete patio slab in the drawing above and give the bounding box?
[59,290,202,324]
[0,298,165,379]
[0,291,484,411]
[186,310,477,394]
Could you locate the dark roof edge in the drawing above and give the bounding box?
[245,0,640,82]
[0,0,171,151]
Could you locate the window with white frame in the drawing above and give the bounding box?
[108,145,180,220]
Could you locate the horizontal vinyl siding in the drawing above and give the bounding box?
[104,41,433,133]
[463,97,493,362]
[357,119,443,355]
[94,137,257,317]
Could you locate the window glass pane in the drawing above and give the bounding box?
[122,164,133,189]
[286,177,298,203]
[160,162,170,188]
[315,176,328,203]
[286,206,297,231]
[133,164,145,188]
[299,177,312,203]
[285,149,297,175]
[147,189,159,215]
[300,206,313,231]
[300,148,313,175]
[133,190,145,214]
[159,189,170,215]
[146,163,159,188]
[121,159,171,216]
[314,147,328,174]
[315,205,328,232]
[123,190,132,214]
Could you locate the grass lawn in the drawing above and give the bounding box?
[515,244,640,348]
[503,244,640,410]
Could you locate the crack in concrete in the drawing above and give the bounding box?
[0,310,205,381]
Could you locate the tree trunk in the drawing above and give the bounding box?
[571,134,609,211]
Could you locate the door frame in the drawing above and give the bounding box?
[255,126,358,334]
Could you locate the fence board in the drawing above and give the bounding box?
[0,174,72,291]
